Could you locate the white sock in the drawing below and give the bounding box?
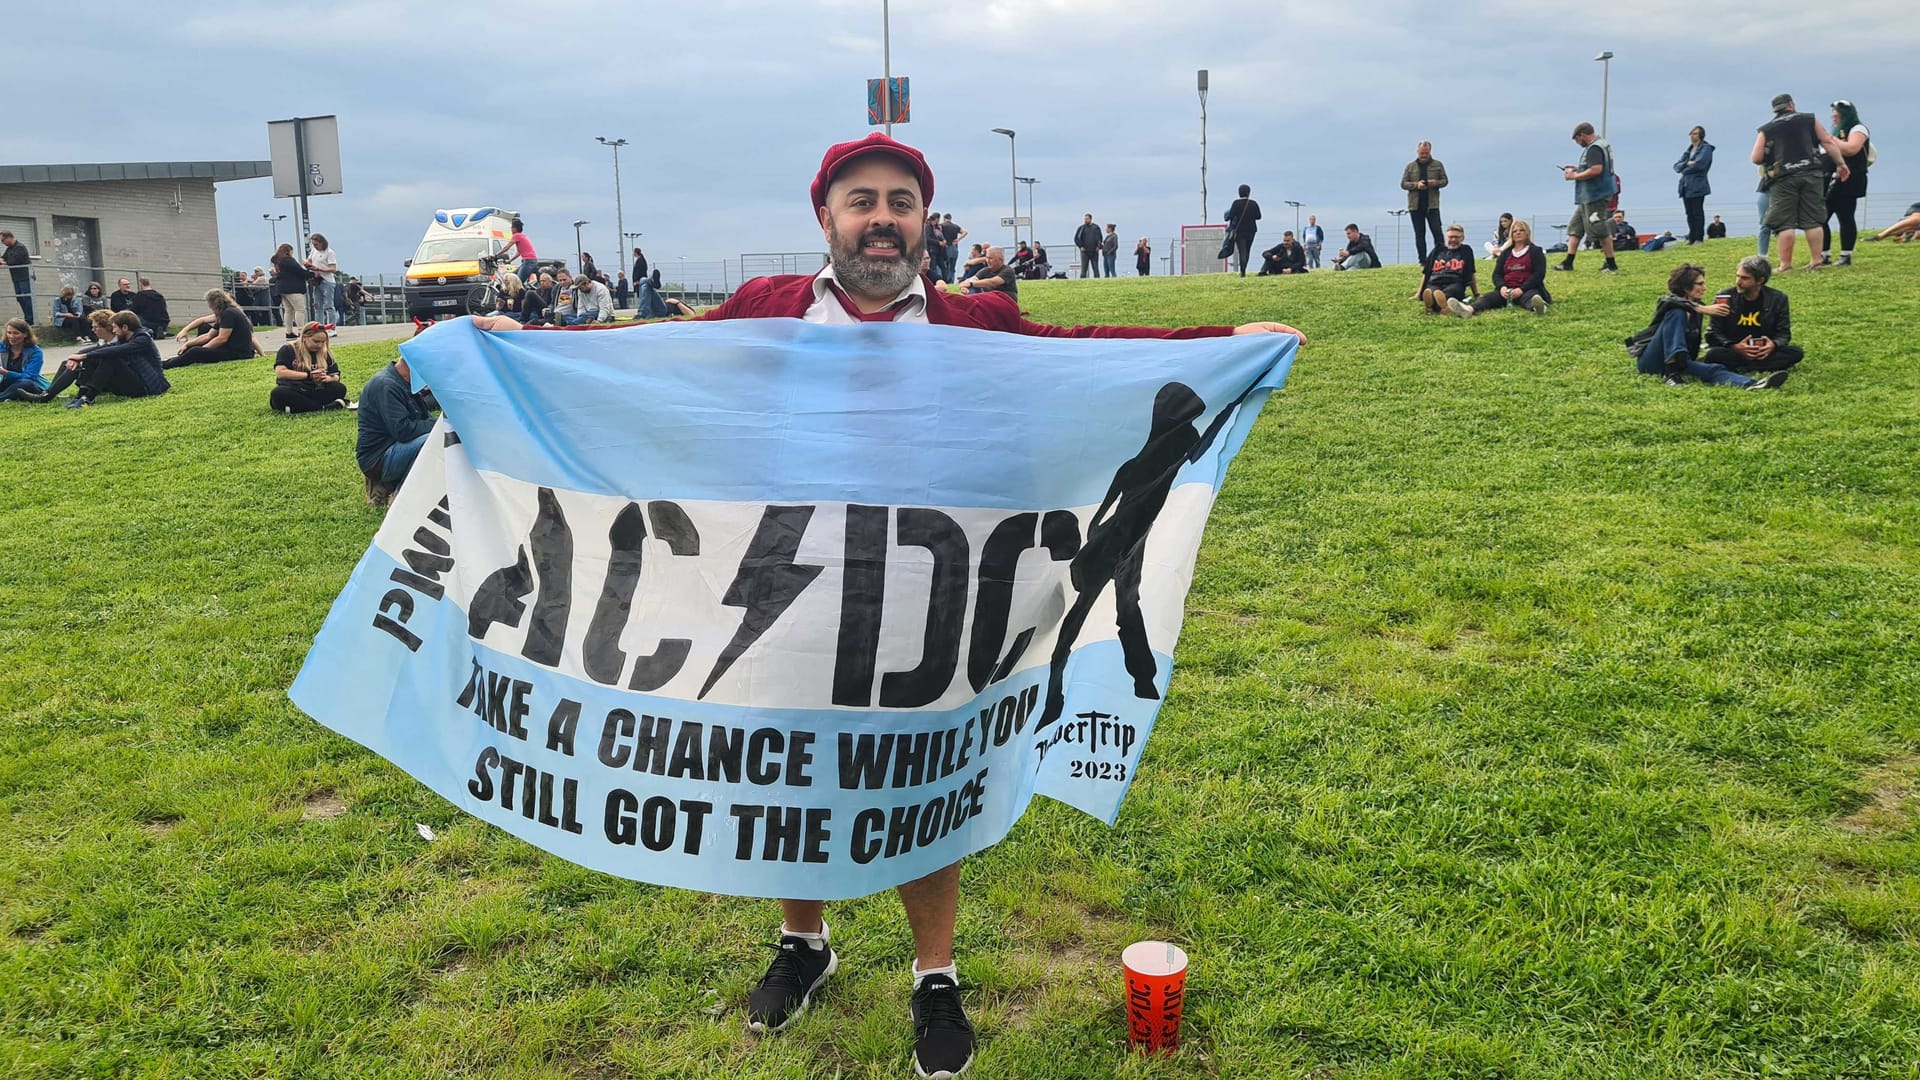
[781,920,828,950]
[912,962,958,988]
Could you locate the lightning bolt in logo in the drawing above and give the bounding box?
[699,505,825,699]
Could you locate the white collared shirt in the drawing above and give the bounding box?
[802,265,930,324]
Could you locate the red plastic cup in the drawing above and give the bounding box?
[1123,940,1189,1053]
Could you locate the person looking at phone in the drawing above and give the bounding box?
[1702,256,1801,372]
[1555,122,1619,273]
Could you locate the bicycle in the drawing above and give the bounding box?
[462,254,518,316]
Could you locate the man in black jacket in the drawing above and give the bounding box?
[109,277,137,313]
[1704,255,1802,372]
[1333,224,1380,270]
[131,278,171,337]
[1224,184,1261,277]
[1074,213,1103,278]
[1257,232,1308,275]
[28,311,170,407]
[356,354,440,504]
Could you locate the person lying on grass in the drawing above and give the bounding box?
[1626,262,1787,390]
[1448,220,1549,317]
[25,311,171,408]
[1418,223,1476,314]
[271,322,351,414]
[1864,202,1920,243]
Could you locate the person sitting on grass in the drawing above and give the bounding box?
[132,278,171,339]
[271,322,351,414]
[0,318,49,401]
[1610,209,1639,250]
[1332,224,1380,270]
[1419,223,1476,314]
[1703,255,1802,372]
[520,271,553,325]
[356,353,440,505]
[165,290,257,368]
[568,271,616,325]
[948,245,1017,298]
[84,310,114,348]
[54,286,92,341]
[1484,212,1514,259]
[28,311,171,407]
[1865,202,1920,243]
[1257,232,1308,275]
[1627,262,1787,391]
[1449,219,1548,317]
[1707,215,1728,240]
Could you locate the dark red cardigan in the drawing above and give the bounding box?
[532,274,1235,339]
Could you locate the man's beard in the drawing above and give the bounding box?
[827,214,924,299]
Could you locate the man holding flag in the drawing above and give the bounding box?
[466,131,1302,1077]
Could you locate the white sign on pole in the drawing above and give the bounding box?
[268,116,344,197]
[998,216,1031,228]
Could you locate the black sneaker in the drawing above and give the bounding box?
[1553,258,1574,271]
[746,934,837,1034]
[1599,261,1619,274]
[910,974,975,1079]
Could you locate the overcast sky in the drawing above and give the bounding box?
[11,0,1918,278]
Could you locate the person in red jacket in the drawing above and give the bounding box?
[474,132,1301,1079]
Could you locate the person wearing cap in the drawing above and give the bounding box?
[471,130,1302,1079]
[1752,93,1851,272]
[1555,122,1619,274]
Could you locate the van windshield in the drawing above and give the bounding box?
[412,236,495,264]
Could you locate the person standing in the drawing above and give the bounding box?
[1821,100,1871,266]
[1302,215,1324,269]
[613,272,630,310]
[924,211,949,284]
[1,231,31,324]
[306,234,340,332]
[1751,93,1850,272]
[1074,213,1103,278]
[1134,236,1152,276]
[1674,127,1714,244]
[941,214,965,282]
[1400,141,1448,264]
[272,243,309,337]
[1100,224,1119,278]
[1224,185,1261,277]
[469,130,1305,1080]
[1556,122,1619,274]
[631,246,648,290]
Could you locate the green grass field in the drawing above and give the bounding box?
[3,241,1917,1079]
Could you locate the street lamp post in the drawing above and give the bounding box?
[1388,209,1410,265]
[1285,200,1303,235]
[1015,176,1039,248]
[596,137,629,272]
[1197,69,1209,223]
[991,128,1018,247]
[572,219,589,274]
[1594,51,1614,139]
[263,213,287,249]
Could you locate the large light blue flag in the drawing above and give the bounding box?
[292,317,1295,899]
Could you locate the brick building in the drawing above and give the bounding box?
[0,160,269,325]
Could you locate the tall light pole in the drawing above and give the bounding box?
[881,0,894,136]
[572,219,589,273]
[1594,51,1614,140]
[1197,69,1209,223]
[1015,176,1039,247]
[596,137,628,271]
[1388,209,1409,265]
[1285,200,1303,235]
[263,213,287,249]
[992,128,1018,247]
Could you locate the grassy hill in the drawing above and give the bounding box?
[3,240,1917,1078]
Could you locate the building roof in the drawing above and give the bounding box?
[0,161,273,185]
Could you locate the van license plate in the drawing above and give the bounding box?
[433,299,459,307]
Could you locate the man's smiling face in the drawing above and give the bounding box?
[819,155,926,301]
